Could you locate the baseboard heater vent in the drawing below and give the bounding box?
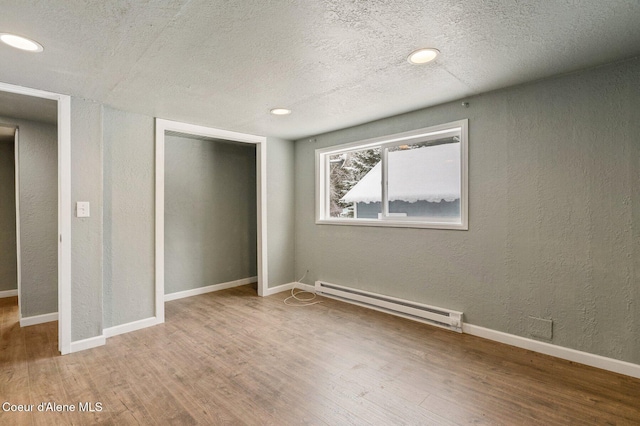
[315,281,463,333]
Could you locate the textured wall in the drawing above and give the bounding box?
[267,138,295,287]
[165,135,257,294]
[0,141,17,292]
[103,107,155,328]
[0,116,58,317]
[70,98,104,341]
[294,57,640,364]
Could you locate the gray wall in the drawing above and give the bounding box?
[294,57,640,364]
[71,98,104,340]
[1,97,105,339]
[0,140,17,292]
[103,107,155,328]
[165,135,257,294]
[267,137,295,287]
[0,116,58,317]
[81,106,295,335]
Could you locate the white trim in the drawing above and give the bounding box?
[256,141,268,296]
[381,144,389,217]
[463,324,640,379]
[14,128,21,317]
[57,94,72,355]
[315,218,468,230]
[262,282,315,297]
[460,119,469,230]
[164,276,258,302]
[104,317,159,338]
[69,335,105,353]
[0,82,72,355]
[155,119,269,319]
[0,82,67,101]
[0,289,18,298]
[20,312,58,327]
[262,282,296,296]
[293,282,315,293]
[154,120,165,323]
[157,119,266,144]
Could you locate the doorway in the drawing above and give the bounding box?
[0,125,18,303]
[164,133,257,299]
[155,119,268,324]
[0,82,71,354]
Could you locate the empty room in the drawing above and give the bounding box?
[0,1,639,424]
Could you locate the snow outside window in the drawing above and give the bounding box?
[316,119,468,230]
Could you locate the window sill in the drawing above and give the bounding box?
[315,218,468,230]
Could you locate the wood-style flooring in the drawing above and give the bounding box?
[1,286,639,425]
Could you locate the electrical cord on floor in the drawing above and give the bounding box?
[284,270,322,307]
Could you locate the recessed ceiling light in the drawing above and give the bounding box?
[0,33,44,52]
[407,48,439,65]
[270,108,291,115]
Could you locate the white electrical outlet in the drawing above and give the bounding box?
[76,201,90,218]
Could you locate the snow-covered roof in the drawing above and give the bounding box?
[341,143,460,204]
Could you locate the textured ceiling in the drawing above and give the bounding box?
[1,0,639,140]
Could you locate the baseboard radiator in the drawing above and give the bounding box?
[315,281,463,333]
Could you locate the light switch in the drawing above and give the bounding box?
[76,201,90,218]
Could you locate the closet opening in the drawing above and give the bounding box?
[155,119,267,323]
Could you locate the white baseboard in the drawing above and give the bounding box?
[293,282,316,293]
[262,282,296,296]
[70,335,106,353]
[20,312,58,327]
[262,282,315,296]
[69,317,159,353]
[463,324,640,379]
[104,316,159,338]
[0,289,18,298]
[164,276,258,302]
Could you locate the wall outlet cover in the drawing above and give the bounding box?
[528,316,553,340]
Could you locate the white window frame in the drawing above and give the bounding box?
[315,119,468,230]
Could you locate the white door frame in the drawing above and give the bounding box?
[154,118,268,323]
[14,127,22,319]
[0,82,72,355]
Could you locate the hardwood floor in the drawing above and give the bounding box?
[1,287,639,425]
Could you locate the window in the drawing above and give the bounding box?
[316,119,468,229]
